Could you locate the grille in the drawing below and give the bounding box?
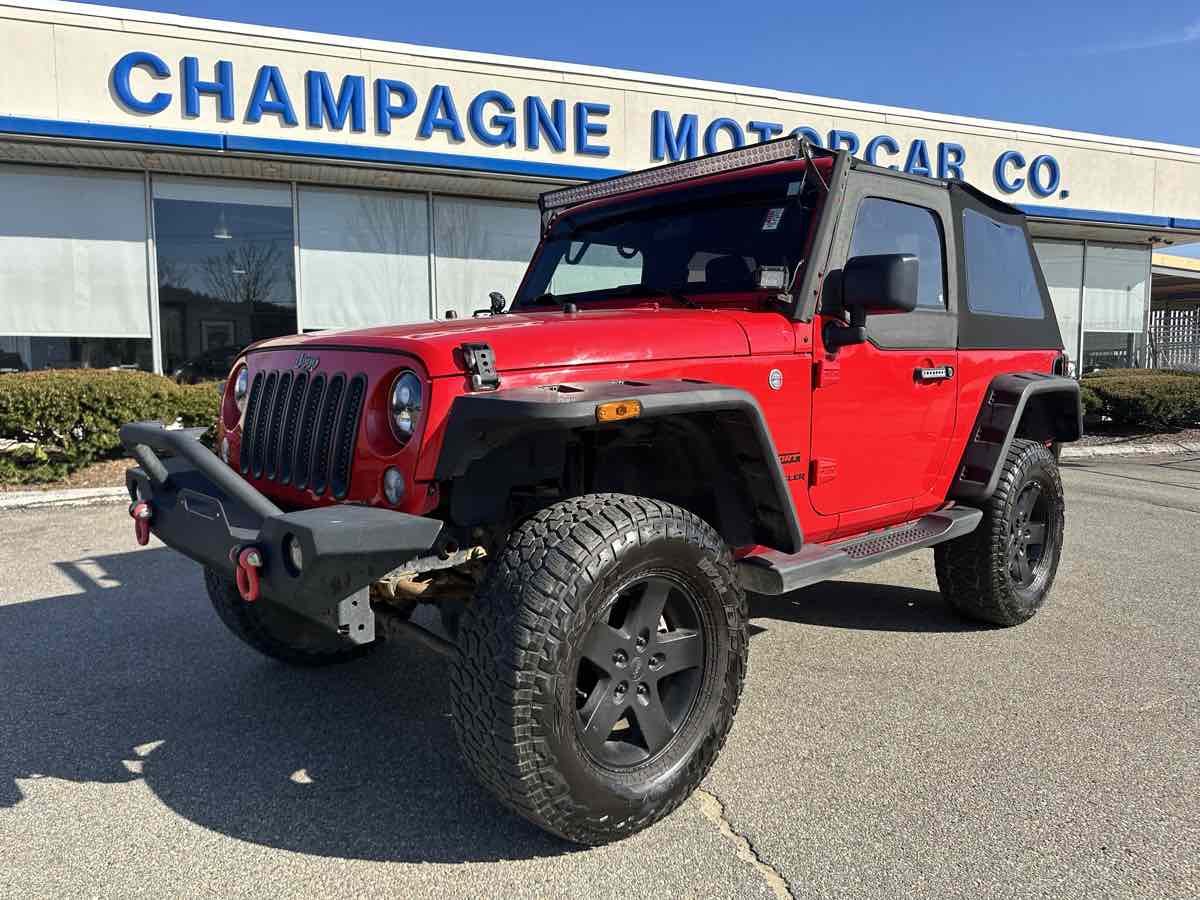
[240,367,366,499]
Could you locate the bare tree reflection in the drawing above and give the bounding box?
[203,243,286,306]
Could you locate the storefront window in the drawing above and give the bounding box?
[153,178,296,380]
[298,186,430,330]
[1081,244,1149,372]
[433,197,539,318]
[1034,240,1084,373]
[0,165,152,371]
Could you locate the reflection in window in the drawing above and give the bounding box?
[0,336,152,372]
[153,178,296,379]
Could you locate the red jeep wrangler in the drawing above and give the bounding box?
[122,137,1081,845]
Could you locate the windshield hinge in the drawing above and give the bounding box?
[461,342,500,391]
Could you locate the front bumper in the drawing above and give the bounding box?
[120,421,443,643]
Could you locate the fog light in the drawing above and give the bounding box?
[383,467,405,505]
[220,436,230,463]
[284,534,303,574]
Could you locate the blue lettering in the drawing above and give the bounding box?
[574,101,610,156]
[245,65,297,126]
[305,71,365,132]
[111,51,171,114]
[994,150,1026,193]
[418,85,465,141]
[747,120,783,143]
[791,126,823,146]
[525,96,566,151]
[865,135,900,169]
[374,78,416,135]
[828,130,860,155]
[652,110,699,161]
[704,117,745,154]
[182,56,234,120]
[904,139,932,177]
[937,142,966,180]
[468,90,517,147]
[1028,154,1060,197]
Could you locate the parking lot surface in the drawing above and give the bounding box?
[1,455,1197,899]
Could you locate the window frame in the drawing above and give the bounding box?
[824,170,958,351]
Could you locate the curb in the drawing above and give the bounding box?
[0,486,128,511]
[1061,441,1200,460]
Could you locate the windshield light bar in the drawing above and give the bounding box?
[540,136,826,215]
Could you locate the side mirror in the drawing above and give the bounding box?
[825,253,918,349]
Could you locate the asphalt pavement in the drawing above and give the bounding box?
[1,455,1197,899]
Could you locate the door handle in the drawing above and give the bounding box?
[915,365,954,382]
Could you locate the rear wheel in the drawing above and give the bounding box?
[935,439,1065,626]
[450,494,747,845]
[205,567,375,666]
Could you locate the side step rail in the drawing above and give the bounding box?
[738,507,983,595]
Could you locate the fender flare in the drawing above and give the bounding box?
[433,379,804,553]
[950,372,1082,502]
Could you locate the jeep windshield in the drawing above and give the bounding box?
[514,170,818,309]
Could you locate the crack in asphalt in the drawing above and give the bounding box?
[695,788,794,900]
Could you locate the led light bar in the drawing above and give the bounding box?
[539,135,829,215]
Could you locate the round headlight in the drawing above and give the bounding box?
[389,371,423,445]
[233,366,249,415]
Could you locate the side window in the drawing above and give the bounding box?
[548,241,643,295]
[961,208,1045,318]
[848,198,946,309]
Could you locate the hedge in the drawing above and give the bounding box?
[0,370,220,484]
[1081,368,1200,429]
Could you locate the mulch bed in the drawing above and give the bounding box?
[1076,425,1200,448]
[0,457,131,493]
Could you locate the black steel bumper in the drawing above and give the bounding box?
[120,421,443,643]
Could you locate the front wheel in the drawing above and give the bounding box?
[450,494,748,845]
[936,439,1066,626]
[205,567,376,666]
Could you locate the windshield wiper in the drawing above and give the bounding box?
[602,283,699,308]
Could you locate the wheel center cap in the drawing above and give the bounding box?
[630,656,645,679]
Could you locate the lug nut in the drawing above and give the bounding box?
[635,631,649,651]
[636,682,648,696]
[612,649,628,667]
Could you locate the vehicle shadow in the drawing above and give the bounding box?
[1,546,574,863]
[748,579,985,633]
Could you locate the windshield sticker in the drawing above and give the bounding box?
[786,181,802,196]
[762,208,785,231]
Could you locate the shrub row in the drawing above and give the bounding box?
[1081,367,1200,429]
[0,370,220,484]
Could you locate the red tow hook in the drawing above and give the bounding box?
[233,546,264,603]
[129,501,152,546]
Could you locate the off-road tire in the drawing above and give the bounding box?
[204,567,375,666]
[450,494,748,845]
[936,439,1065,626]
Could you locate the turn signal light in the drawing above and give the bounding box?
[596,399,642,423]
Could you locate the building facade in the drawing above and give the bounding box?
[2,0,1199,378]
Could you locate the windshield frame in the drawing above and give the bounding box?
[513,163,824,313]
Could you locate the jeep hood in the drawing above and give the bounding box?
[250,307,754,377]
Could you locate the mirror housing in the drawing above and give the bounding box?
[824,253,919,350]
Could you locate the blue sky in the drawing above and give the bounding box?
[83,0,1200,147]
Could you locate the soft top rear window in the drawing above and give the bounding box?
[961,207,1045,319]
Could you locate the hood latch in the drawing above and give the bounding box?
[461,342,500,391]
